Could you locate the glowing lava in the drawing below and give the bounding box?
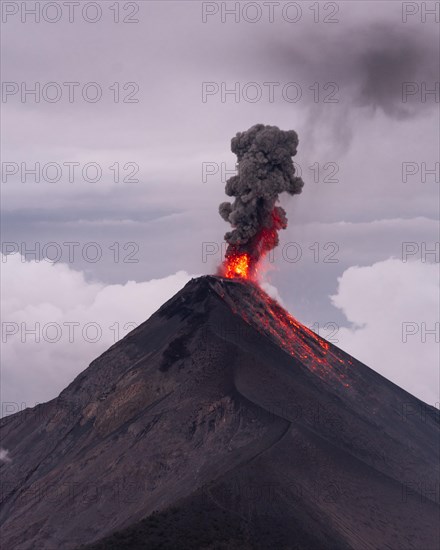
[224,253,251,280]
[221,209,283,282]
[210,276,351,389]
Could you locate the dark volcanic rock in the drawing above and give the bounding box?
[0,276,438,549]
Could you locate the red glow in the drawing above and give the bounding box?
[224,253,251,280]
[211,277,352,389]
[217,208,350,387]
[221,209,282,282]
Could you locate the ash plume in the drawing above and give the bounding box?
[219,124,304,270]
[266,24,438,155]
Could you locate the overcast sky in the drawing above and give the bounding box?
[1,1,439,411]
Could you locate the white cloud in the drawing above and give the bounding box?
[330,258,439,406]
[1,253,195,412]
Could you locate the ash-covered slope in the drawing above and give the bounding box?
[0,276,438,549]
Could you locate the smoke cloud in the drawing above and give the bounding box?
[219,124,304,271]
[267,24,438,155]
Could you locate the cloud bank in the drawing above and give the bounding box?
[1,253,194,411]
[331,258,439,406]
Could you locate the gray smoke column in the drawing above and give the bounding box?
[219,124,304,274]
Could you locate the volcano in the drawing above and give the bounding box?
[1,276,438,549]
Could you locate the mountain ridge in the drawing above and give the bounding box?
[1,275,438,549]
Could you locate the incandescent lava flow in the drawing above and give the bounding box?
[211,276,349,390]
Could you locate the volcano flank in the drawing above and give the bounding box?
[0,276,439,549]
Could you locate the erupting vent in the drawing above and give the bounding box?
[223,252,251,279]
[219,124,304,280]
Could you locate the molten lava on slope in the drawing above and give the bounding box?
[209,276,351,389]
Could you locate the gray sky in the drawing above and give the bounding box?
[1,1,439,410]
